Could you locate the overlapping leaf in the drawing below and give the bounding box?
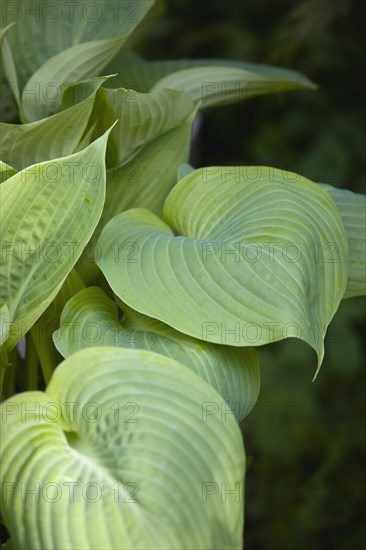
[54,287,260,421]
[105,52,317,107]
[0,132,110,351]
[89,86,195,168]
[97,167,348,374]
[2,1,155,120]
[0,79,107,169]
[0,347,245,549]
[320,184,366,299]
[76,96,196,283]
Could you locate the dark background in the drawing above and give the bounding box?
[134,1,366,548]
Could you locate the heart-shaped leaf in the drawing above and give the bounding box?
[0,131,111,351]
[54,287,260,421]
[97,167,348,374]
[320,184,366,299]
[0,347,245,549]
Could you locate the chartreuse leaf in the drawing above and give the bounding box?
[0,347,245,549]
[105,52,317,107]
[0,161,16,183]
[97,167,348,375]
[320,184,366,299]
[54,287,259,421]
[103,113,196,214]
[0,131,111,352]
[0,79,106,169]
[2,1,155,120]
[90,87,196,168]
[76,104,196,283]
[61,75,114,111]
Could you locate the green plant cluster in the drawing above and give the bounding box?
[0,2,365,549]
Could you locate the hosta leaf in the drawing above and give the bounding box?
[0,131,111,351]
[0,347,245,549]
[97,167,348,374]
[320,184,366,298]
[90,86,195,168]
[76,107,196,283]
[22,41,128,121]
[2,1,155,120]
[61,76,113,111]
[103,114,196,214]
[0,82,105,169]
[0,161,16,183]
[105,52,317,107]
[54,287,260,421]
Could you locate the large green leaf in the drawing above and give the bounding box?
[0,80,106,169]
[97,167,348,375]
[76,105,196,283]
[2,1,155,120]
[0,131,111,351]
[320,184,366,299]
[90,86,195,168]
[0,347,245,549]
[54,287,260,421]
[105,52,317,107]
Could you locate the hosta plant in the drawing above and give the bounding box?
[0,1,365,549]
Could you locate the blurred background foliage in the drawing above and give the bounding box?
[132,1,365,548]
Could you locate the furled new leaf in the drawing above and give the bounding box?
[54,287,260,421]
[0,131,111,351]
[97,167,348,375]
[0,347,245,549]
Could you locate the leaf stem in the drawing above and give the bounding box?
[30,330,55,386]
[26,333,39,391]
